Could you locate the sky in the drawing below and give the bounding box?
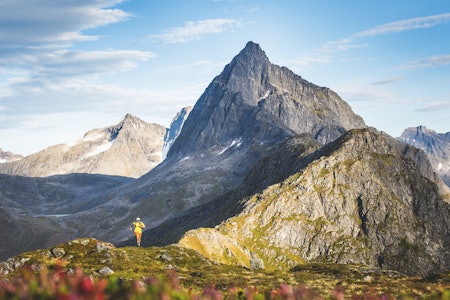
[1,0,450,155]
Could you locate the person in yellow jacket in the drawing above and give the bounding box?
[130,217,145,247]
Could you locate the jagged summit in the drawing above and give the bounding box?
[167,41,365,159]
[0,148,23,163]
[399,125,450,187]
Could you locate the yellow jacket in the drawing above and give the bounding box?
[132,221,145,233]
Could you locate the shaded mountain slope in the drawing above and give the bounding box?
[179,128,450,276]
[0,207,67,260]
[0,114,166,178]
[0,173,132,260]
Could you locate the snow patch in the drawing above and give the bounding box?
[0,158,6,163]
[84,141,114,158]
[83,132,106,142]
[180,156,190,162]
[218,138,243,155]
[438,163,443,170]
[257,89,271,101]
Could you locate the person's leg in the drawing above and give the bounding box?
[136,232,142,247]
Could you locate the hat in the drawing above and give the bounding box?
[136,217,140,221]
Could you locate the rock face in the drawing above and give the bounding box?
[168,41,365,159]
[0,149,23,163]
[162,106,192,159]
[179,128,450,276]
[0,114,166,178]
[399,126,450,187]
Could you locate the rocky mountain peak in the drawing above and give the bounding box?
[107,113,147,141]
[0,149,23,163]
[0,114,167,178]
[167,41,365,159]
[162,106,192,159]
[230,41,270,68]
[399,126,450,187]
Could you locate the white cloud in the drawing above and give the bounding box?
[354,13,450,38]
[416,101,450,112]
[293,13,450,69]
[371,76,405,85]
[150,19,242,44]
[0,0,130,47]
[401,55,450,70]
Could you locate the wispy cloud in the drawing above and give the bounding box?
[354,13,450,38]
[150,19,242,44]
[293,13,450,68]
[416,101,450,112]
[401,55,450,70]
[372,76,405,85]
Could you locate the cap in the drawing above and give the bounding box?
[136,217,140,221]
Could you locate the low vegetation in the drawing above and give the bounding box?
[1,238,449,299]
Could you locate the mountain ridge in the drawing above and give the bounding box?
[399,125,450,187]
[179,127,450,276]
[0,114,166,178]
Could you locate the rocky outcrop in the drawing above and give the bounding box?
[162,106,192,159]
[399,126,450,187]
[179,128,450,276]
[0,114,166,178]
[0,149,23,163]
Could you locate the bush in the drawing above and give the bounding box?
[1,265,449,299]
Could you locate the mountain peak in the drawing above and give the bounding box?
[229,41,269,69]
[240,41,266,57]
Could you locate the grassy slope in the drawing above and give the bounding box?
[1,238,449,298]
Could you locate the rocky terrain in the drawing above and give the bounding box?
[399,126,450,187]
[0,114,166,178]
[179,128,450,276]
[1,238,448,298]
[162,106,192,159]
[0,149,22,163]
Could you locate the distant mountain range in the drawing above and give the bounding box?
[399,126,450,187]
[0,112,191,178]
[0,42,448,277]
[0,149,23,163]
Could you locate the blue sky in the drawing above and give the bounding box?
[1,0,449,155]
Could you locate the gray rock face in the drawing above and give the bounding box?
[168,41,365,159]
[0,114,166,178]
[162,106,192,159]
[399,126,450,187]
[180,128,450,276]
[0,149,23,163]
